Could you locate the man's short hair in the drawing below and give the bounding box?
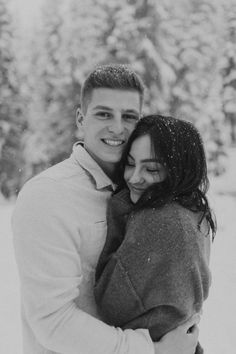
[80,64,145,113]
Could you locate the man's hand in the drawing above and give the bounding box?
[154,314,200,354]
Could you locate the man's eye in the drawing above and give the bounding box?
[123,114,139,121]
[96,112,111,119]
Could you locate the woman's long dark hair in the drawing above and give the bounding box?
[117,114,216,240]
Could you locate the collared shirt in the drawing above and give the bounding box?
[12,144,154,354]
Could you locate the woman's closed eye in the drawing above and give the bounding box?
[146,167,160,173]
[126,162,135,168]
[126,157,135,167]
[145,163,161,173]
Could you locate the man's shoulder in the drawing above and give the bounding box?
[37,156,83,180]
[24,156,85,189]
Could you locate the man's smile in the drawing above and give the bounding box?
[102,139,125,146]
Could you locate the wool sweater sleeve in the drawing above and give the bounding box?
[95,201,211,342]
[12,179,154,354]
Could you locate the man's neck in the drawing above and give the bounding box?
[99,161,118,182]
[83,146,117,182]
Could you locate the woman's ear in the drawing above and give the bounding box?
[75,107,85,140]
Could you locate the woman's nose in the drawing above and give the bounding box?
[129,169,143,184]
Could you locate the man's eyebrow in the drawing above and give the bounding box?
[92,106,139,115]
[92,105,113,111]
[122,109,139,115]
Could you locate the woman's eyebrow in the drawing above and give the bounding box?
[127,153,134,160]
[128,153,159,164]
[141,158,159,163]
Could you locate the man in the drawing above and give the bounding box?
[12,64,199,354]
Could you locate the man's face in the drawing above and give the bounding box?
[79,88,141,175]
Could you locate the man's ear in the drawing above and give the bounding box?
[76,106,84,127]
[75,107,85,140]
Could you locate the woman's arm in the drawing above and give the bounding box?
[95,189,132,281]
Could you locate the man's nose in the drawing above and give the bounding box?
[108,117,124,135]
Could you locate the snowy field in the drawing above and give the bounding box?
[0,149,236,354]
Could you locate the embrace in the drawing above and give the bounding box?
[12,64,216,354]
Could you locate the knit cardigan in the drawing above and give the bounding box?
[94,189,211,353]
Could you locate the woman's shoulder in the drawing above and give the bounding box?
[138,202,183,220]
[134,202,202,233]
[120,202,211,261]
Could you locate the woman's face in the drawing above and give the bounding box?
[124,134,167,203]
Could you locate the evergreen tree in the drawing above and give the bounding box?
[0,0,25,197]
[24,0,109,172]
[35,0,73,164]
[94,0,176,113]
[221,0,236,145]
[22,0,76,172]
[165,0,227,174]
[126,0,227,175]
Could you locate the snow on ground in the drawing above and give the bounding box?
[0,148,236,354]
[0,202,22,354]
[199,147,236,353]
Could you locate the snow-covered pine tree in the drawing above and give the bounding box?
[34,0,74,166]
[221,0,236,146]
[23,0,111,176]
[92,0,176,114]
[149,0,227,175]
[22,0,78,176]
[0,0,25,197]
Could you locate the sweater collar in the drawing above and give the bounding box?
[71,142,116,191]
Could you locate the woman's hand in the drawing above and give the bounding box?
[154,314,200,354]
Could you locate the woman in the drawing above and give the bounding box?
[94,114,216,353]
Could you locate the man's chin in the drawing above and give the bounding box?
[103,151,123,163]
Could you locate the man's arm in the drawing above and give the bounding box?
[12,178,154,354]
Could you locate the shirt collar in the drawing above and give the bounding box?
[71,142,117,191]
